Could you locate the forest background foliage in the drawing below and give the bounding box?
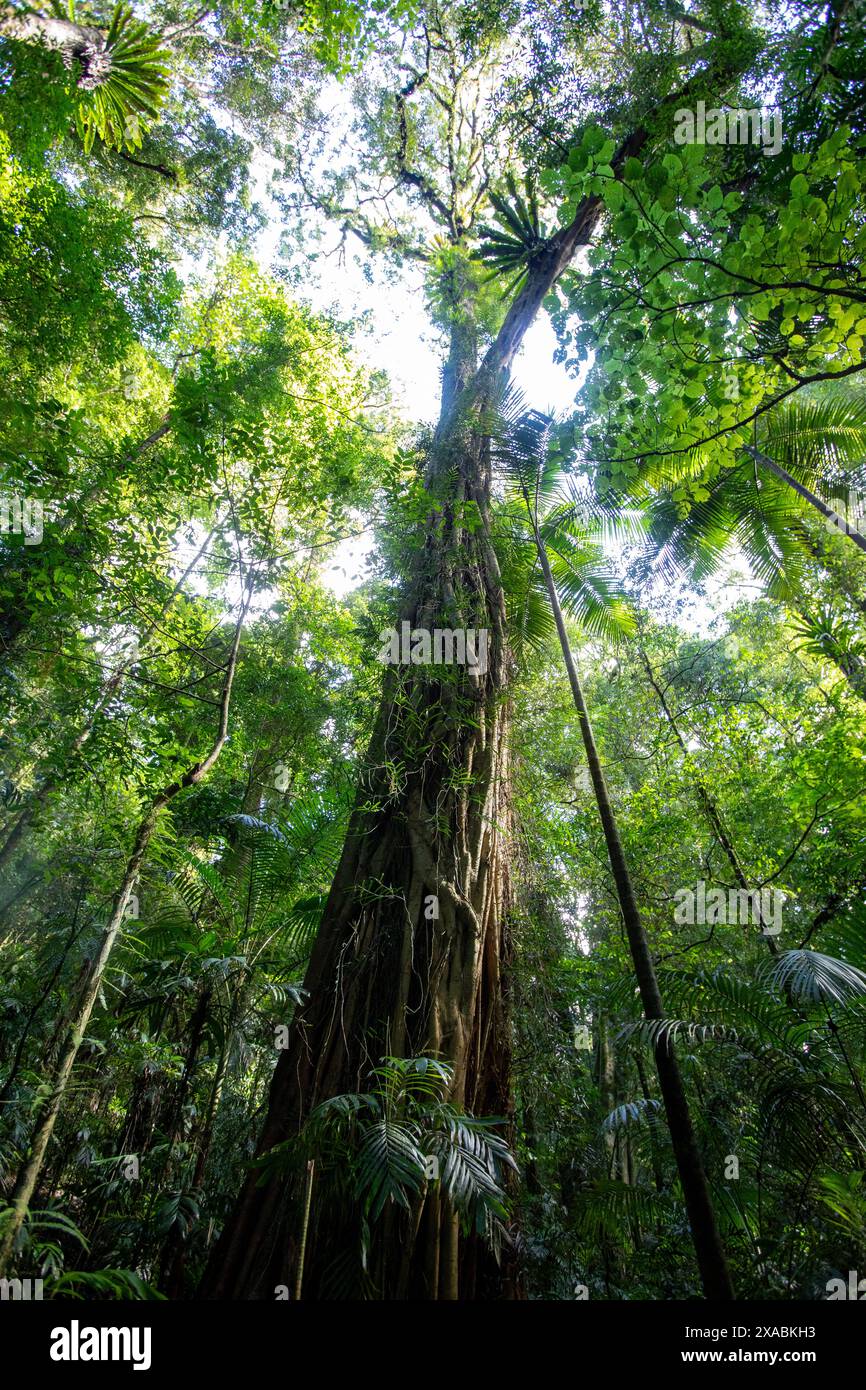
[0,0,865,1301]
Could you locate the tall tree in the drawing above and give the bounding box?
[501,405,733,1297]
[203,0,754,1299]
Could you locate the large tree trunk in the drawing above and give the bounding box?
[202,329,516,1300]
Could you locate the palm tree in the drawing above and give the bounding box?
[746,387,866,555]
[495,404,735,1301]
[576,940,866,1296]
[620,386,866,703]
[635,383,866,591]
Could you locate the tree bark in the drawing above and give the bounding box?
[201,321,517,1299]
[598,1012,618,1176]
[0,10,113,89]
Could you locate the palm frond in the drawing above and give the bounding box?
[761,949,866,1006]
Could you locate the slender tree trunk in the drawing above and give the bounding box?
[294,1160,315,1301]
[190,1013,234,1193]
[161,985,213,1156]
[598,1012,618,1176]
[0,810,156,1274]
[597,1011,626,1277]
[530,521,734,1300]
[159,1005,233,1297]
[745,445,866,554]
[639,648,778,955]
[0,585,247,1276]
